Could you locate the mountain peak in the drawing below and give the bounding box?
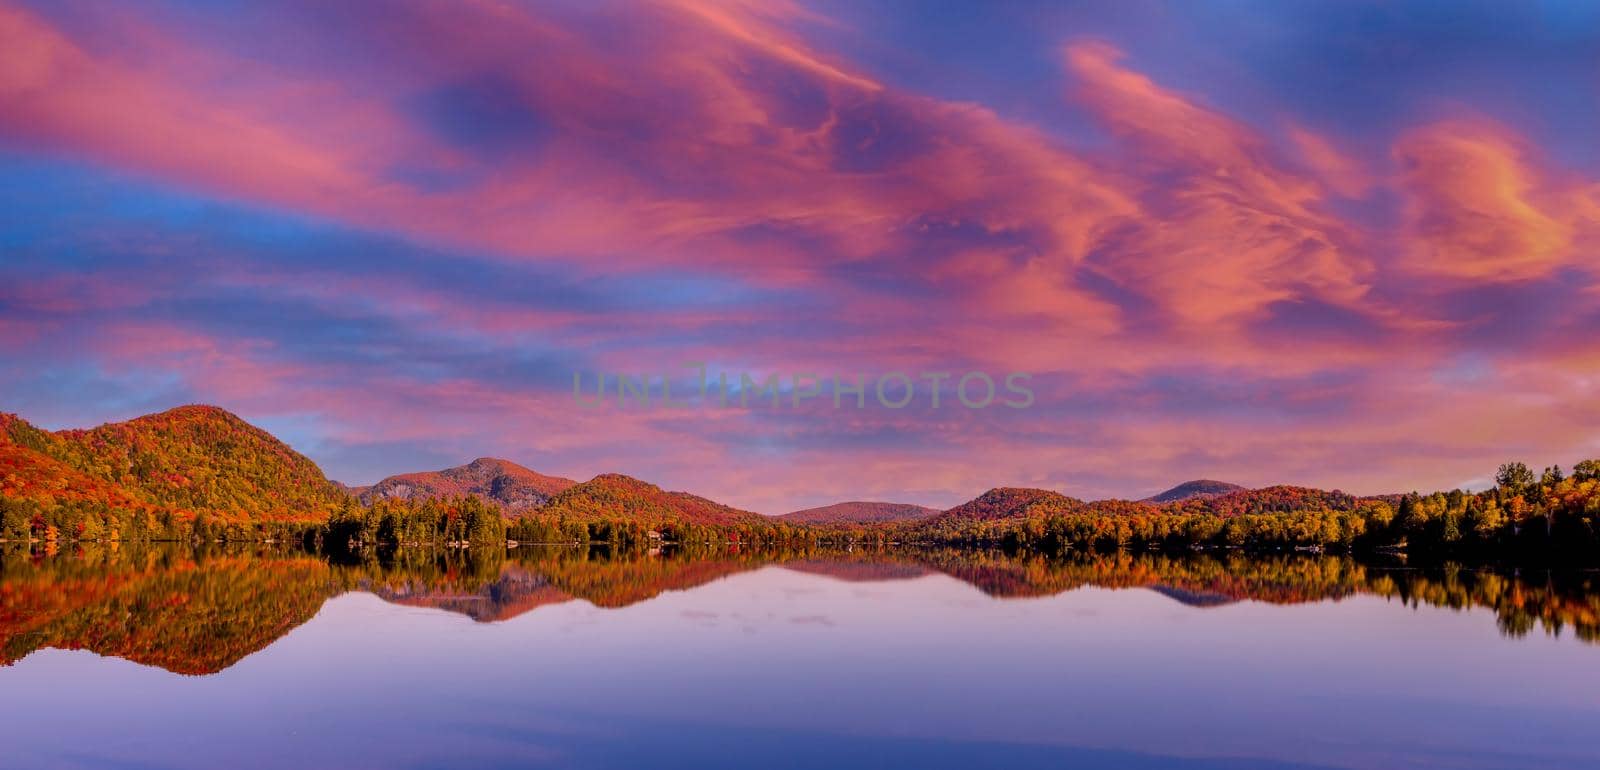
[1144,479,1247,503]
[361,457,575,511]
[157,403,237,418]
[586,472,657,489]
[132,404,248,427]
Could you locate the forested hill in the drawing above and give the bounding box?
[1,405,344,538]
[779,501,939,524]
[538,473,772,529]
[936,487,1085,520]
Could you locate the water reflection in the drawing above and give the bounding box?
[3,544,1596,676]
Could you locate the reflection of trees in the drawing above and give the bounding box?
[329,544,786,617]
[0,543,793,673]
[896,549,1600,642]
[3,544,1597,676]
[0,544,331,675]
[522,548,760,608]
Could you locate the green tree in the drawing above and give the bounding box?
[0,498,26,542]
[1573,459,1600,482]
[1496,462,1535,494]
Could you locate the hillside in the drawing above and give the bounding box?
[359,457,575,512]
[935,487,1084,521]
[540,473,771,529]
[1,405,346,538]
[0,429,152,519]
[779,501,939,524]
[1161,485,1361,517]
[1144,479,1246,503]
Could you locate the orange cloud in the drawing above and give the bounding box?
[1395,120,1589,283]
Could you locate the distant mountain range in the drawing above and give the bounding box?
[779,501,940,524]
[3,404,1384,531]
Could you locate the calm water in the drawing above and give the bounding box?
[2,546,1598,769]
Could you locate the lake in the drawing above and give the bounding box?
[2,545,1598,769]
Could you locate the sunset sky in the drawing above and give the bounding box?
[2,0,1598,512]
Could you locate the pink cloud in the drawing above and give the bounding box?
[3,1,1600,509]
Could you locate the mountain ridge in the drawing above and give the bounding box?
[779,501,940,524]
[936,487,1085,521]
[539,473,771,529]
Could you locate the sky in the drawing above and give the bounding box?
[1,0,1598,513]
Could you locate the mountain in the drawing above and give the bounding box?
[1,405,344,532]
[935,487,1084,521]
[359,457,575,512]
[1144,479,1247,503]
[1163,485,1361,517]
[334,481,372,497]
[540,473,770,528]
[778,501,939,524]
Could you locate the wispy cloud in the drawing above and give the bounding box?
[1,0,1597,512]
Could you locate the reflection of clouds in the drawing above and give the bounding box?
[680,609,720,625]
[789,615,836,627]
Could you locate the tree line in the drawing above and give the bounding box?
[5,458,1599,561]
[887,460,1600,558]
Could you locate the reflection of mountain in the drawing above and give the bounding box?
[1146,585,1241,607]
[0,552,331,675]
[364,551,766,617]
[532,551,763,607]
[783,558,931,582]
[4,545,1598,677]
[370,567,576,622]
[903,549,1366,604]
